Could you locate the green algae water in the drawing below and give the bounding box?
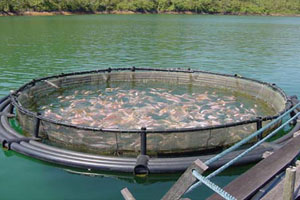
[0,14,300,199]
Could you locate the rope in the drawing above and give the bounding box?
[208,112,300,178]
[206,102,300,166]
[186,107,300,193]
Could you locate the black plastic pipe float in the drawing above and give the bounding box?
[0,68,296,174]
[0,95,298,173]
[34,112,41,138]
[257,117,263,140]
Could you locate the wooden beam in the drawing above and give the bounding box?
[262,165,300,200]
[121,188,136,200]
[162,159,208,200]
[207,134,300,200]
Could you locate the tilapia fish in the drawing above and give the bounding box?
[38,85,264,130]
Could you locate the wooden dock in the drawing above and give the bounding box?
[121,106,300,200]
[208,130,300,200]
[261,162,300,200]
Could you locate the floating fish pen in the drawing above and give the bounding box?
[1,67,292,174]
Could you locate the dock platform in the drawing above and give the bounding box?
[208,131,300,200]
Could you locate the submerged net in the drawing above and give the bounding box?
[12,68,288,156]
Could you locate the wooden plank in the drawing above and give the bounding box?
[121,188,136,200]
[162,159,208,200]
[262,163,300,200]
[207,134,300,200]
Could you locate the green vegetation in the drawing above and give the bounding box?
[1,0,300,15]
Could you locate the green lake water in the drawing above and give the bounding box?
[0,14,300,199]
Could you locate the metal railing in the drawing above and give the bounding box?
[184,102,300,198]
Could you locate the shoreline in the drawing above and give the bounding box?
[1,11,300,17]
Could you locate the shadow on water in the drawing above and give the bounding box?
[1,146,254,185]
[5,117,284,186]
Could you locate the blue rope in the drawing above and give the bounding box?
[207,112,300,179]
[186,103,300,194]
[192,170,237,200]
[205,102,300,166]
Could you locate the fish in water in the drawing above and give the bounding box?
[36,84,268,130]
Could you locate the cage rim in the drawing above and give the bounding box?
[10,67,290,133]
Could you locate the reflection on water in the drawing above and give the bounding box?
[64,162,255,185]
[0,15,300,97]
[0,15,300,200]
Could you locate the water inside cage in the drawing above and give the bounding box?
[28,81,276,130]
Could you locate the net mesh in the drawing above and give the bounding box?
[13,69,288,156]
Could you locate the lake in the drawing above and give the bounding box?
[0,14,299,199]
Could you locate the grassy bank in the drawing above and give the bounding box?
[1,0,300,16]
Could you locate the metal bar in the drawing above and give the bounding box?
[257,117,263,140]
[34,112,41,138]
[192,170,237,200]
[9,103,14,114]
[208,113,300,178]
[205,102,300,166]
[141,127,147,155]
[187,112,300,193]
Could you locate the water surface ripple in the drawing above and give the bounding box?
[0,15,299,200]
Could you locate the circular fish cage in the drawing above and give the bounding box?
[0,67,293,173]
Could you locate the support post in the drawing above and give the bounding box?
[9,103,14,114]
[162,159,208,200]
[140,127,147,155]
[257,117,263,140]
[134,127,149,175]
[34,113,41,138]
[283,167,296,200]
